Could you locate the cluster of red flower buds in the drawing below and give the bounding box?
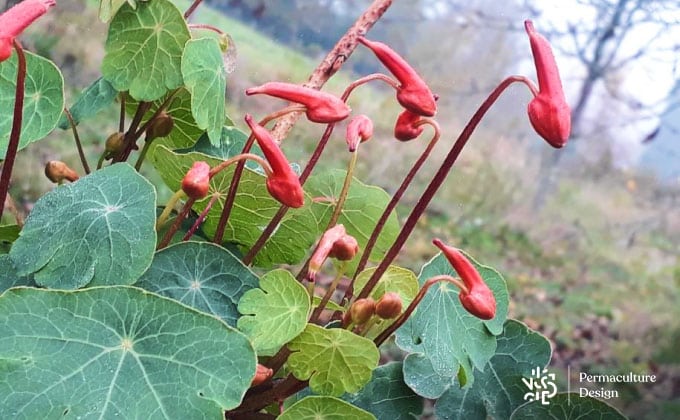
[307,224,359,281]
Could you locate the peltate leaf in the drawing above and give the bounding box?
[510,393,627,419]
[0,286,256,418]
[135,241,258,327]
[287,324,380,396]
[306,169,400,275]
[10,164,156,289]
[102,0,190,101]
[280,396,375,420]
[0,51,64,158]
[434,320,551,420]
[395,251,509,398]
[58,77,117,129]
[237,269,310,356]
[344,362,423,420]
[0,255,35,294]
[181,38,226,145]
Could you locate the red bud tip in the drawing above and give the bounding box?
[244,114,305,208]
[345,115,374,152]
[375,292,403,319]
[394,109,424,141]
[524,20,571,148]
[329,234,359,261]
[0,0,56,62]
[359,37,437,117]
[432,238,496,320]
[250,364,273,387]
[349,297,376,325]
[181,161,211,200]
[246,82,350,123]
[308,224,347,280]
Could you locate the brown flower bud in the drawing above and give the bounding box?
[44,161,79,183]
[145,111,174,141]
[349,297,376,325]
[329,234,359,261]
[104,132,125,158]
[250,364,273,387]
[375,292,403,319]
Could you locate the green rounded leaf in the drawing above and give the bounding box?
[280,396,375,420]
[135,241,258,326]
[395,252,509,398]
[0,51,64,158]
[0,286,256,418]
[344,362,423,420]
[287,324,380,396]
[510,393,627,420]
[10,164,156,289]
[181,38,226,145]
[237,269,310,356]
[434,320,552,420]
[102,0,190,101]
[0,255,35,294]
[58,77,118,129]
[176,126,264,171]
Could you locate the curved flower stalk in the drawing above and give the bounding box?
[246,82,350,124]
[525,20,571,148]
[358,37,437,117]
[0,0,56,61]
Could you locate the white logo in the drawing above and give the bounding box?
[522,366,557,405]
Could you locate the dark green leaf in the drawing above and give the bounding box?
[58,77,117,129]
[280,396,375,420]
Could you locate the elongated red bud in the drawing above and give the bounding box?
[246,82,350,124]
[244,114,305,208]
[349,297,376,325]
[329,234,359,261]
[181,161,211,200]
[359,37,437,117]
[375,292,403,319]
[44,160,79,183]
[432,238,496,320]
[345,115,373,152]
[308,224,346,281]
[394,109,424,141]
[0,0,56,62]
[525,20,571,148]
[251,364,273,387]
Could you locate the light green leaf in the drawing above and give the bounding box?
[102,0,190,101]
[306,169,400,275]
[0,51,64,159]
[395,251,509,398]
[0,224,20,244]
[344,362,423,420]
[434,320,552,420]
[181,38,226,145]
[99,0,131,22]
[287,324,379,396]
[280,396,375,420]
[135,241,258,326]
[0,255,35,294]
[175,126,264,171]
[510,393,627,420]
[0,286,256,418]
[237,269,310,356]
[10,164,156,289]
[312,296,344,312]
[58,77,118,129]
[150,145,322,267]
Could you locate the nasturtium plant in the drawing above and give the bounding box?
[0,0,626,418]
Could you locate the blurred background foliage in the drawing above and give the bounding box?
[1,0,679,417]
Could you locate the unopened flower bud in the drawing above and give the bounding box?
[349,297,376,325]
[145,111,174,141]
[45,161,79,183]
[104,132,125,158]
[375,292,403,319]
[250,364,273,387]
[329,234,359,261]
[394,109,424,141]
[181,161,211,200]
[345,115,373,152]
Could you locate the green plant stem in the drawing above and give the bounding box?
[62,108,91,174]
[156,189,187,230]
[373,275,464,346]
[341,119,440,306]
[309,262,347,323]
[0,41,27,220]
[96,153,106,170]
[355,75,532,302]
[182,193,218,241]
[134,135,154,171]
[157,197,196,250]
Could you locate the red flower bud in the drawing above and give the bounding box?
[432,238,496,320]
[525,20,571,148]
[250,364,273,387]
[246,82,350,124]
[394,109,424,141]
[349,297,376,325]
[44,160,79,183]
[0,0,56,62]
[375,292,403,319]
[181,161,211,200]
[358,37,437,117]
[329,234,359,261]
[308,224,346,281]
[345,115,373,152]
[244,114,305,208]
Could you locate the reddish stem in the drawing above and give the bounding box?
[182,193,218,241]
[62,108,91,174]
[0,41,26,220]
[183,0,203,19]
[157,197,196,250]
